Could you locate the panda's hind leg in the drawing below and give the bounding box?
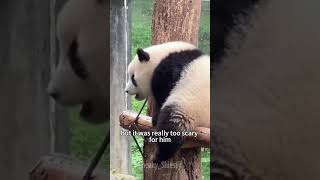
[153,104,194,164]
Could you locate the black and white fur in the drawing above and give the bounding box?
[47,0,109,123]
[214,0,320,179]
[125,41,210,163]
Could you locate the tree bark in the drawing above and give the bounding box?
[144,0,203,179]
[151,0,202,45]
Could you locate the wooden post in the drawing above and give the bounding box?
[0,0,68,179]
[144,0,203,179]
[110,0,132,174]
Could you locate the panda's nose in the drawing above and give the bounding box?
[47,83,60,100]
[49,91,60,99]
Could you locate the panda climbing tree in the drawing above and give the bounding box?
[145,0,204,179]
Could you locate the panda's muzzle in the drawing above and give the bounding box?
[125,90,140,100]
[135,94,146,101]
[78,98,108,124]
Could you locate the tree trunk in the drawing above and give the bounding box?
[151,0,202,45]
[144,0,202,179]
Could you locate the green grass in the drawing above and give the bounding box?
[201,148,211,180]
[199,1,210,54]
[131,0,154,57]
[131,135,145,179]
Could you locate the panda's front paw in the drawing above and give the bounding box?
[152,112,159,126]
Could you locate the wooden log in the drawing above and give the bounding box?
[119,111,210,148]
[29,153,108,180]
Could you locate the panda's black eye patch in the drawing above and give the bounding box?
[131,74,137,87]
[68,40,88,80]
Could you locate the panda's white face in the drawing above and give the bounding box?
[125,42,197,100]
[47,0,109,123]
[125,50,154,101]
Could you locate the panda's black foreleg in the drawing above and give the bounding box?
[152,111,159,127]
[153,105,192,164]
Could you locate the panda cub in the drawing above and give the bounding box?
[125,41,210,163]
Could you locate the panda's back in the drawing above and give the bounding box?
[151,48,210,127]
[163,55,210,127]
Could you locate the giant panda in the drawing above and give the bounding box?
[47,0,109,123]
[125,41,210,163]
[213,0,320,179]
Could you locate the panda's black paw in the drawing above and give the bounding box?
[152,112,160,126]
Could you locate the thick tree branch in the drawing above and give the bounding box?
[119,111,210,148]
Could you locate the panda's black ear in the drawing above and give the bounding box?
[137,48,150,62]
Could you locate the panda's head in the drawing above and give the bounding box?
[47,0,109,123]
[125,41,196,100]
[125,48,153,101]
